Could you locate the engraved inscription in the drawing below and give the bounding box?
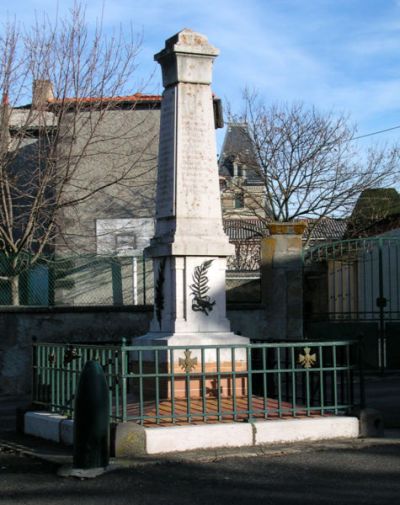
[157,87,176,218]
[177,86,218,216]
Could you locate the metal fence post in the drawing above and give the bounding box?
[358,336,366,410]
[121,338,128,422]
[377,237,386,374]
[142,256,147,305]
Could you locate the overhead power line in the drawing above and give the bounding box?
[352,124,400,141]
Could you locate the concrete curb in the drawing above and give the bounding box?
[145,423,253,455]
[253,417,359,445]
[24,411,360,456]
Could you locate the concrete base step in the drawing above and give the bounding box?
[24,411,360,457]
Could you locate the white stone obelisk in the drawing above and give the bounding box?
[138,29,249,352]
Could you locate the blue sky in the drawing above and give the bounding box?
[2,0,400,151]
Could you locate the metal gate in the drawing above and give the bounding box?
[303,237,400,370]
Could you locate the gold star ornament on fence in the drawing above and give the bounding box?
[298,347,317,369]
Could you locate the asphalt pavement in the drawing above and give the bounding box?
[0,372,399,505]
[1,438,400,505]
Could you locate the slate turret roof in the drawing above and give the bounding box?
[218,123,263,185]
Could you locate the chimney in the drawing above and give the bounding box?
[32,80,54,110]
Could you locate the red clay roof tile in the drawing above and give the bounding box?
[48,93,161,104]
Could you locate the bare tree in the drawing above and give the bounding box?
[229,91,399,237]
[0,4,158,304]
[227,238,260,271]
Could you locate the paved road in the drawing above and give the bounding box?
[1,441,400,505]
[0,372,398,505]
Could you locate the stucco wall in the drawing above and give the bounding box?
[57,106,160,254]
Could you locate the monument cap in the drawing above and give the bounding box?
[154,29,219,87]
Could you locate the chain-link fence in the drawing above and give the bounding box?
[0,254,153,307]
[0,249,263,307]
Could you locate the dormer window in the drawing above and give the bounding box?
[235,193,244,209]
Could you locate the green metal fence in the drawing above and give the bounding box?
[32,339,363,425]
[32,341,126,421]
[0,254,153,307]
[304,237,400,321]
[303,237,400,370]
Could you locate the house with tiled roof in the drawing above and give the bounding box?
[8,81,162,260]
[0,80,162,305]
[222,216,346,275]
[302,218,347,246]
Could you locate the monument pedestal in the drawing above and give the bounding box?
[133,336,248,400]
[134,30,249,401]
[134,256,249,401]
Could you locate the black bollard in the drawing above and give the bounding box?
[73,360,110,470]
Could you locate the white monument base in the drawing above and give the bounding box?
[135,331,249,347]
[132,332,250,400]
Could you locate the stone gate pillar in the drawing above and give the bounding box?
[261,222,306,340]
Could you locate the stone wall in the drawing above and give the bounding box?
[0,306,152,395]
[227,304,266,340]
[0,304,265,395]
